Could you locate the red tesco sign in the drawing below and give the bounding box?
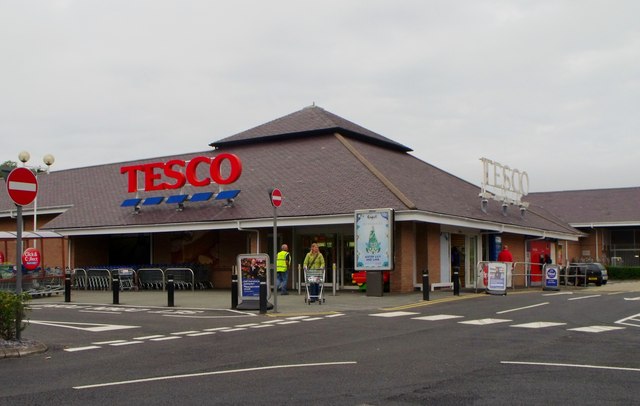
[22,248,41,271]
[120,153,243,193]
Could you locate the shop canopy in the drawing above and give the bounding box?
[0,231,63,239]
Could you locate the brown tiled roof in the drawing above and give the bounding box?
[528,188,640,225]
[0,106,581,238]
[211,105,412,152]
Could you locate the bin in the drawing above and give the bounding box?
[366,271,384,297]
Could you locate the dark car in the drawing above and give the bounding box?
[560,263,608,286]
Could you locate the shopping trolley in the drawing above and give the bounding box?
[304,267,326,305]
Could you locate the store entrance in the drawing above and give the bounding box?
[296,233,358,290]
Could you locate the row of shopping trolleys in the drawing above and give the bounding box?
[70,267,212,291]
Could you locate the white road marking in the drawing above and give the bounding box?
[497,302,549,314]
[369,311,419,318]
[150,336,181,341]
[29,320,140,332]
[412,314,463,321]
[93,340,127,345]
[542,292,573,296]
[111,341,143,346]
[65,346,101,352]
[568,295,601,301]
[616,313,640,327]
[459,318,511,326]
[568,325,626,333]
[79,310,122,315]
[511,322,566,329]
[502,360,640,372]
[187,332,216,337]
[623,297,640,301]
[62,309,343,354]
[73,362,358,389]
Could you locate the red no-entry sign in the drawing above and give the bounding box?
[270,188,282,207]
[6,167,38,206]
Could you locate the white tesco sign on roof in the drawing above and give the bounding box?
[480,157,529,205]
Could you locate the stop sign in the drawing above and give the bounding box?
[270,188,282,207]
[22,247,41,271]
[6,167,38,206]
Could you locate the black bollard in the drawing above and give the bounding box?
[231,273,238,309]
[112,273,120,304]
[167,274,175,307]
[259,273,267,314]
[453,269,460,296]
[422,270,429,301]
[64,271,71,303]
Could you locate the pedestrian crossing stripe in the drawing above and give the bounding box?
[459,318,512,325]
[369,311,420,318]
[567,326,626,333]
[412,315,464,321]
[511,322,567,329]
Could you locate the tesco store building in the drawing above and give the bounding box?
[0,106,582,294]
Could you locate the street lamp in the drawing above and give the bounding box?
[17,151,55,246]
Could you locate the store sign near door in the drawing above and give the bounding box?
[120,153,243,193]
[22,247,41,271]
[479,157,529,206]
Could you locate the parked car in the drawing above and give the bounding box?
[560,263,608,286]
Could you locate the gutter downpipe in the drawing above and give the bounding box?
[237,221,260,253]
[592,224,599,262]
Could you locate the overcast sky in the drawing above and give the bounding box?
[1,1,638,192]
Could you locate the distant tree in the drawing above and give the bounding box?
[0,160,17,179]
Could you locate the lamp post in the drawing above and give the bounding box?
[18,151,55,247]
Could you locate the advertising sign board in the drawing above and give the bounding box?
[543,264,560,291]
[237,253,271,302]
[486,262,508,295]
[354,208,393,271]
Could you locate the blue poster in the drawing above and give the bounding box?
[237,254,270,300]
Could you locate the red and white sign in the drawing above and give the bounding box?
[6,167,38,206]
[270,188,282,207]
[120,153,243,193]
[22,247,41,271]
